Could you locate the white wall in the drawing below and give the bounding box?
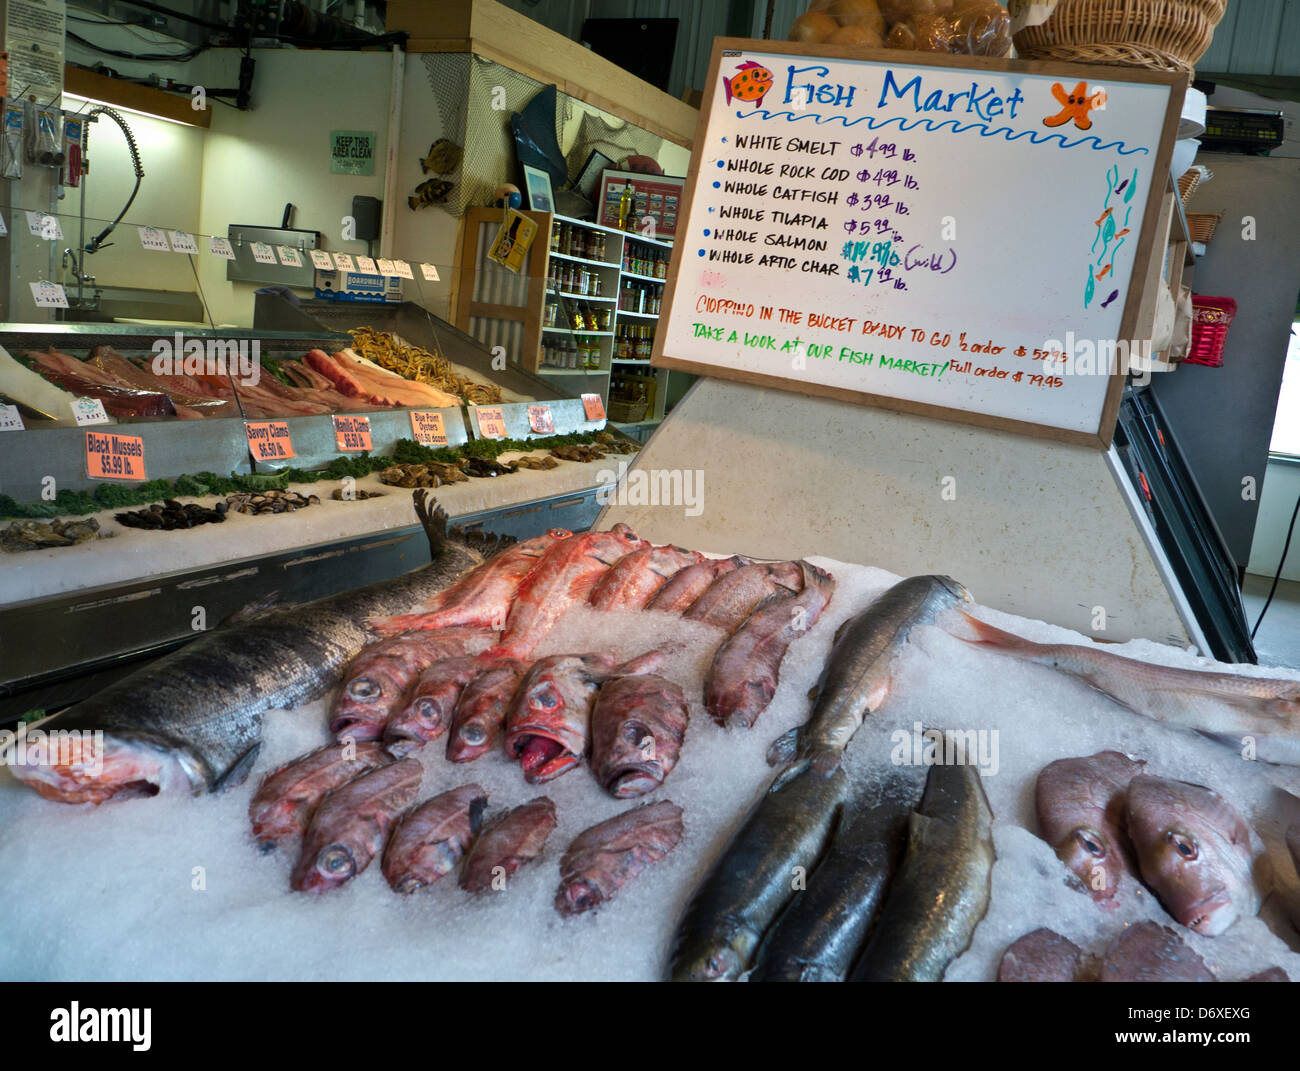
[196,48,396,325]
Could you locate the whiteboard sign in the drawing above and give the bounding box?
[653,40,1183,447]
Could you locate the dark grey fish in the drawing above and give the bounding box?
[668,760,847,982]
[750,768,923,982]
[996,928,1082,982]
[769,575,972,775]
[8,493,493,804]
[849,756,995,982]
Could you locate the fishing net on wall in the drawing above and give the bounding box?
[565,109,664,183]
[417,54,472,216]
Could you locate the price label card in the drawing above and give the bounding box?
[410,410,448,446]
[169,230,200,254]
[527,404,555,435]
[0,404,25,432]
[393,260,414,279]
[582,393,606,422]
[475,406,508,439]
[309,249,334,270]
[30,281,68,308]
[355,255,377,275]
[251,242,278,265]
[72,397,110,426]
[420,263,440,282]
[209,235,236,259]
[244,421,296,461]
[85,430,147,481]
[0,212,9,237]
[333,252,355,272]
[375,258,396,276]
[276,245,303,268]
[138,226,171,251]
[333,414,373,452]
[27,211,63,240]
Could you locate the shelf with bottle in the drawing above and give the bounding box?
[548,218,616,264]
[539,333,609,374]
[616,278,662,316]
[612,322,656,362]
[619,243,670,281]
[544,293,615,334]
[546,258,613,298]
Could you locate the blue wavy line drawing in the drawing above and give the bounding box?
[737,109,1150,154]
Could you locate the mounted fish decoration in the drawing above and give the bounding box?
[420,138,462,175]
[409,178,454,211]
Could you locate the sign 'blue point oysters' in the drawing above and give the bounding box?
[652,39,1184,447]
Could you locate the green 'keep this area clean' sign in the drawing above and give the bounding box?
[330,130,375,175]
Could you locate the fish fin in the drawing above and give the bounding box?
[213,742,262,792]
[448,522,517,562]
[807,748,842,779]
[468,794,488,835]
[768,757,811,793]
[766,727,801,767]
[944,610,1045,654]
[220,592,285,626]
[412,490,448,559]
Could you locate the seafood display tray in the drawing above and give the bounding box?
[3,556,1297,981]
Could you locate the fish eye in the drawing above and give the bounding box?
[531,685,559,709]
[461,724,486,745]
[319,846,354,876]
[1166,831,1198,860]
[415,698,436,716]
[347,678,381,701]
[1073,828,1107,858]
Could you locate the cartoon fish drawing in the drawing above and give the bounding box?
[1084,265,1096,308]
[1114,228,1130,239]
[1096,264,1111,280]
[1094,206,1114,228]
[725,61,773,109]
[1100,289,1120,309]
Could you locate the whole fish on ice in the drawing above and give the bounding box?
[504,650,665,784]
[330,629,497,744]
[589,545,704,610]
[460,796,557,894]
[447,658,530,763]
[646,555,750,613]
[248,740,389,852]
[769,575,972,774]
[683,560,803,631]
[492,524,650,658]
[369,528,571,635]
[705,561,834,730]
[849,756,994,982]
[382,783,488,893]
[1036,750,1145,902]
[1098,921,1214,982]
[1125,775,1259,936]
[669,759,847,981]
[5,493,488,804]
[948,611,1300,763]
[291,758,423,894]
[996,929,1082,982]
[590,674,689,798]
[384,655,508,756]
[750,767,923,983]
[554,799,684,916]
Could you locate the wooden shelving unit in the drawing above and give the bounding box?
[456,209,688,427]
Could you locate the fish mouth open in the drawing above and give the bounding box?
[606,764,662,799]
[556,879,601,916]
[4,730,193,805]
[512,732,577,783]
[1180,888,1235,935]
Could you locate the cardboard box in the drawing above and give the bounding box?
[314,270,402,303]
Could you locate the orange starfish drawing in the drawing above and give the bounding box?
[1044,82,1107,130]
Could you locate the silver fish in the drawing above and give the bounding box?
[1126,775,1259,936]
[948,611,1300,764]
[769,575,972,775]
[669,760,847,982]
[6,493,489,804]
[849,756,995,982]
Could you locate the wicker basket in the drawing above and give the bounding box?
[1185,295,1236,367]
[607,398,648,423]
[1177,169,1200,204]
[1186,211,1221,243]
[1014,0,1228,78]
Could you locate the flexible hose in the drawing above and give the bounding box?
[84,106,144,253]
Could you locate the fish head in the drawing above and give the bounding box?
[293,840,358,894]
[385,681,463,756]
[670,934,747,982]
[601,524,652,560]
[1126,775,1257,935]
[1054,825,1125,901]
[447,716,494,762]
[935,575,974,604]
[5,728,199,804]
[506,658,600,782]
[556,879,604,916]
[330,669,401,741]
[721,677,777,730]
[602,718,664,798]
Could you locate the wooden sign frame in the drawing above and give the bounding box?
[651,37,1185,449]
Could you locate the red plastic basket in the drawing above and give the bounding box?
[1185,295,1237,367]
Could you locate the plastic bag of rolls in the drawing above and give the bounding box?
[788,0,1012,57]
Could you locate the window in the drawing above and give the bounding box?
[1270,321,1300,458]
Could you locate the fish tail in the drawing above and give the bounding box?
[765,727,800,767]
[807,748,842,779]
[945,610,1046,656]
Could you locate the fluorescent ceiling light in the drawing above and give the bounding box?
[63,91,203,128]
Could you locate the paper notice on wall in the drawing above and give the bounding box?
[208,235,235,259]
[5,0,65,103]
[169,230,200,254]
[309,249,334,270]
